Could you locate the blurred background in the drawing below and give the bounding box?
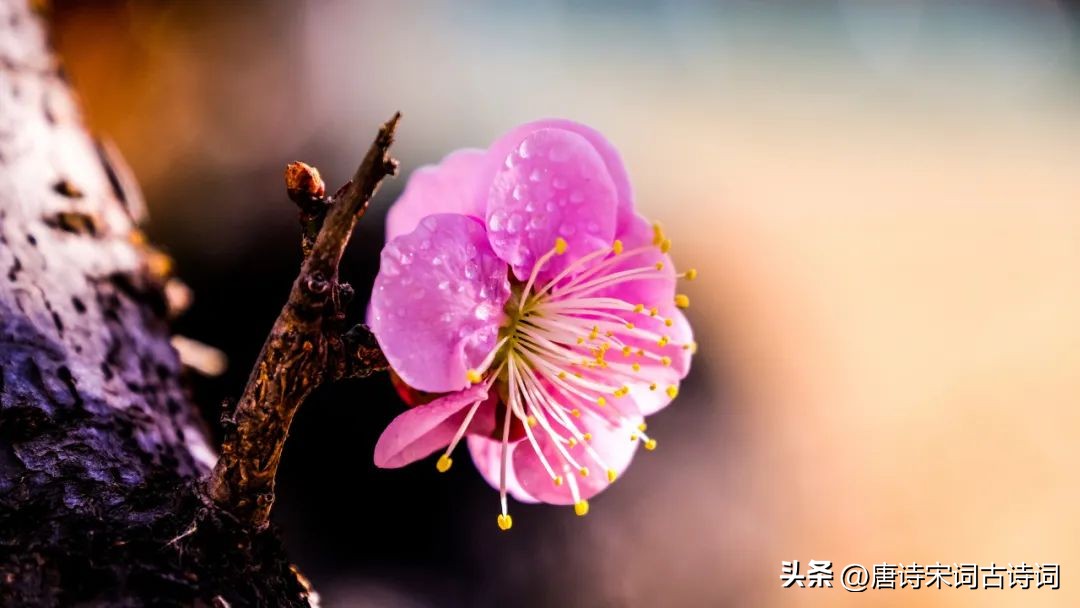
[49,1,1079,606]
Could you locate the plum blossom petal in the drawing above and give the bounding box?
[482,119,636,233]
[385,149,487,241]
[511,410,642,505]
[486,128,618,282]
[370,214,510,393]
[468,435,539,504]
[374,384,494,468]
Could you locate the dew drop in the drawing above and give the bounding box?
[518,139,531,159]
[529,169,542,183]
[464,261,479,279]
[552,176,568,190]
[474,302,494,321]
[558,224,577,237]
[507,213,524,234]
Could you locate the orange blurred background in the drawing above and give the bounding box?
[50,1,1080,606]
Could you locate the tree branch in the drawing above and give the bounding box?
[207,114,399,529]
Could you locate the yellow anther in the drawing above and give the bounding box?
[660,238,671,253]
[633,303,645,313]
[638,422,648,432]
[574,500,590,516]
[674,294,690,309]
[612,240,624,255]
[567,437,578,447]
[630,434,638,441]
[466,369,482,384]
[664,318,673,327]
[527,415,537,428]
[649,306,658,317]
[558,371,567,380]
[660,356,672,367]
[574,372,583,378]
[590,326,600,340]
[576,337,585,345]
[497,513,513,531]
[652,222,665,245]
[554,237,568,254]
[685,268,698,281]
[607,469,618,483]
[632,362,641,371]
[605,331,614,337]
[622,345,632,356]
[597,397,607,407]
[625,322,635,330]
[655,261,665,270]
[649,383,657,391]
[636,348,645,356]
[657,336,669,347]
[436,454,453,473]
[571,408,581,417]
[553,475,564,486]
[579,467,590,477]
[688,341,698,354]
[583,433,593,441]
[644,439,658,451]
[666,385,679,398]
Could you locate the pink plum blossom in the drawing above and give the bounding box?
[369,119,696,530]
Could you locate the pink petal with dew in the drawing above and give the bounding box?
[370,213,510,393]
[486,128,619,283]
[374,384,495,468]
[481,119,636,233]
[385,149,487,241]
[511,406,642,505]
[467,435,539,504]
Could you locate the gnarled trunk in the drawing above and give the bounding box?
[0,1,311,605]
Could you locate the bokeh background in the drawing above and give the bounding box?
[49,1,1079,606]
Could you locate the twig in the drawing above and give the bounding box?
[207,114,399,529]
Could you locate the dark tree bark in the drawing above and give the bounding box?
[0,2,391,605]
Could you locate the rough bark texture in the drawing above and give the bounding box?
[0,1,328,605]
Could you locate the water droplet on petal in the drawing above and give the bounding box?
[512,184,525,201]
[474,302,494,321]
[518,139,531,159]
[558,224,577,237]
[464,261,479,279]
[507,213,524,234]
[529,169,542,183]
[552,176,568,190]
